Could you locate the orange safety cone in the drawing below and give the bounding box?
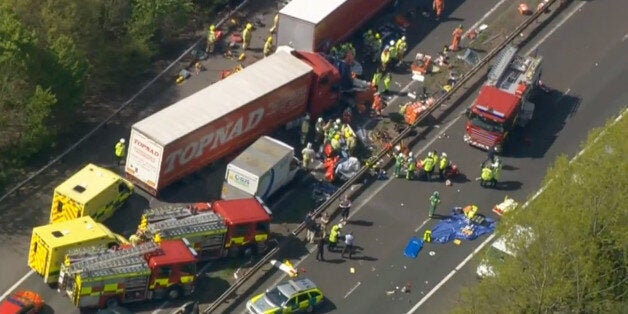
[518,3,532,15]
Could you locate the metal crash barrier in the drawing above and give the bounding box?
[201,0,565,312]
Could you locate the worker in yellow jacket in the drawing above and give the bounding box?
[263,36,274,57]
[381,46,391,71]
[115,138,126,166]
[206,25,217,54]
[242,23,253,51]
[269,14,279,33]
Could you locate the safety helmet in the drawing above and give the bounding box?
[401,36,406,41]
[304,114,310,120]
[375,33,381,39]
[441,152,447,158]
[334,134,341,140]
[408,152,413,157]
[210,25,216,31]
[367,29,373,34]
[433,191,439,197]
[428,152,433,158]
[390,40,395,46]
[317,117,323,122]
[267,36,273,42]
[246,23,253,30]
[307,143,312,149]
[458,24,463,29]
[336,118,341,124]
[119,138,125,143]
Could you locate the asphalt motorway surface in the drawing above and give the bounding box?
[0,1,625,314]
[230,1,628,314]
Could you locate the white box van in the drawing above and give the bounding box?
[476,225,534,278]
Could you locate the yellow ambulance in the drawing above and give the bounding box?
[50,163,134,223]
[28,216,128,284]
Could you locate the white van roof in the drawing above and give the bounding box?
[490,225,535,257]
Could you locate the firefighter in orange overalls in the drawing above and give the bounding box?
[450,25,464,52]
[433,0,445,20]
[372,92,384,117]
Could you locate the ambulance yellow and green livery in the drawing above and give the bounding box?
[50,163,133,223]
[28,216,127,284]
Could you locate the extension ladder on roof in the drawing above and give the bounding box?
[487,45,518,85]
[142,204,195,222]
[148,212,225,235]
[66,241,159,274]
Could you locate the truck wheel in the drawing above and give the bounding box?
[167,287,182,300]
[106,297,119,308]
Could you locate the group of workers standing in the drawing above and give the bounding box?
[393,150,450,181]
[307,195,356,261]
[301,116,358,166]
[206,13,280,59]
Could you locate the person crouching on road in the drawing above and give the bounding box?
[328,223,342,251]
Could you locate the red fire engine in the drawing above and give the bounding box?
[464,45,543,153]
[130,197,272,260]
[57,239,198,309]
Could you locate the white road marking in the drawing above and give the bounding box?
[388,0,511,106]
[464,0,510,37]
[0,270,34,301]
[525,1,587,56]
[268,111,468,289]
[554,88,571,104]
[151,301,169,314]
[0,0,254,303]
[344,281,362,299]
[414,219,430,232]
[406,107,628,314]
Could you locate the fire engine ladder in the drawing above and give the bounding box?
[149,212,226,238]
[66,241,160,275]
[487,45,518,85]
[65,246,113,264]
[142,204,195,223]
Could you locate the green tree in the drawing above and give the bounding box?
[454,109,628,313]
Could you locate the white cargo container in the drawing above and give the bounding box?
[277,0,393,52]
[222,136,300,201]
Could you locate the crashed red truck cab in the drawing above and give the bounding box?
[464,45,542,153]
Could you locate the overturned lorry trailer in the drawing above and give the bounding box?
[125,51,346,195]
[278,0,393,52]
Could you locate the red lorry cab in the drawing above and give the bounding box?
[293,50,342,117]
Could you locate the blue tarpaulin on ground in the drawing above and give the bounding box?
[431,214,496,244]
[403,237,424,259]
